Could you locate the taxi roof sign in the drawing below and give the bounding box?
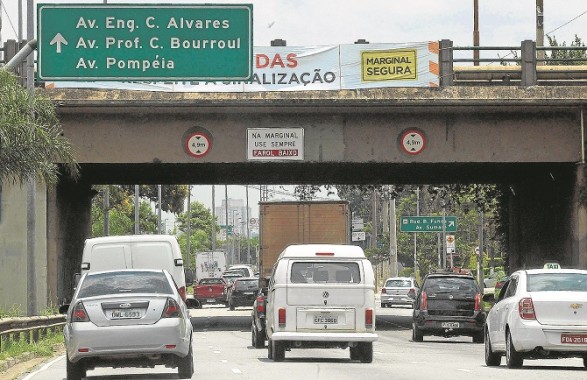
[543,261,561,270]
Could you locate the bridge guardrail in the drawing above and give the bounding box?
[0,315,65,353]
[440,39,587,87]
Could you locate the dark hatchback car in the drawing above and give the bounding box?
[412,271,485,343]
[251,286,268,348]
[227,277,259,310]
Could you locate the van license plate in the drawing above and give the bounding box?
[314,316,338,324]
[111,309,141,319]
[441,322,459,329]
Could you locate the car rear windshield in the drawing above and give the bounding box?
[200,278,224,285]
[424,276,478,293]
[78,271,173,298]
[290,262,361,284]
[235,279,259,290]
[527,272,587,292]
[385,279,412,288]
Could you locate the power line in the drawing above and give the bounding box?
[0,0,18,38]
[546,10,587,37]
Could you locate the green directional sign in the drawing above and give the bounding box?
[400,216,457,233]
[37,4,253,81]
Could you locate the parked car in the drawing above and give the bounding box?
[222,272,243,286]
[251,286,268,348]
[484,268,587,368]
[227,277,259,310]
[59,269,195,380]
[380,277,419,308]
[412,270,485,343]
[193,277,228,307]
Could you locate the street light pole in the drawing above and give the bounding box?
[414,187,419,279]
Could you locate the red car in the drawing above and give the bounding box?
[193,277,228,307]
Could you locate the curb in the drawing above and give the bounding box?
[0,344,64,374]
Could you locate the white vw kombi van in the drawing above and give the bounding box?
[265,244,378,362]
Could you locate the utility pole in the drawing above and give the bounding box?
[536,0,545,63]
[187,186,191,269]
[211,185,216,251]
[413,187,420,279]
[389,191,398,277]
[103,186,109,235]
[134,185,140,234]
[473,0,479,66]
[26,0,36,316]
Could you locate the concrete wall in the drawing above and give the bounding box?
[0,182,48,314]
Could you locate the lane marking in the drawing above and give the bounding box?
[21,355,64,380]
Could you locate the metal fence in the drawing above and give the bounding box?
[0,315,65,353]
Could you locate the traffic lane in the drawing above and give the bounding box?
[189,303,413,332]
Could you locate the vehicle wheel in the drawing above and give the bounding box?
[66,355,86,380]
[273,340,286,362]
[583,355,587,368]
[358,342,373,363]
[473,331,484,344]
[177,341,194,379]
[412,322,423,342]
[350,346,360,361]
[506,330,523,368]
[267,338,273,359]
[251,326,265,348]
[229,301,235,311]
[484,329,501,366]
[380,303,386,308]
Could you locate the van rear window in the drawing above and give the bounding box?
[290,262,360,284]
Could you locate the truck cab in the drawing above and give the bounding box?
[265,244,378,362]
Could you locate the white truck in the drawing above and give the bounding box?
[195,251,227,281]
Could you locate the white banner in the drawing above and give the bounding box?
[46,42,438,92]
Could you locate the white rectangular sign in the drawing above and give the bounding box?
[247,128,304,161]
[352,231,366,241]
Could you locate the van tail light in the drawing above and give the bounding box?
[474,293,481,311]
[381,288,387,294]
[278,308,286,327]
[519,297,536,320]
[365,308,374,328]
[72,302,89,322]
[421,291,428,312]
[178,286,187,302]
[256,296,265,314]
[162,298,182,318]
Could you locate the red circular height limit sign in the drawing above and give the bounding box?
[185,131,212,158]
[400,129,426,155]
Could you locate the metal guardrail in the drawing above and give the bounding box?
[0,315,65,353]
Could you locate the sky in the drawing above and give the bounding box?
[2,0,586,217]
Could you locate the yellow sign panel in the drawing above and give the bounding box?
[361,49,417,82]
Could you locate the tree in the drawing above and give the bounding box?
[120,185,189,214]
[546,35,586,65]
[176,201,220,264]
[0,69,78,185]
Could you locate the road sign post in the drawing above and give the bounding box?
[37,4,253,81]
[400,216,457,233]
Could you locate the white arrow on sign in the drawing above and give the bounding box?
[50,33,68,53]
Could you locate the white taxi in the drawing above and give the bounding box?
[484,268,587,368]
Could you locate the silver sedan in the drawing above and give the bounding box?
[60,269,194,380]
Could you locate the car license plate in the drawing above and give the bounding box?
[314,315,338,324]
[111,309,141,319]
[207,299,216,303]
[244,291,254,295]
[561,334,587,344]
[441,322,460,329]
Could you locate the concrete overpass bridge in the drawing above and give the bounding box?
[1,39,587,313]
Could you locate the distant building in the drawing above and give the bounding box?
[216,198,255,238]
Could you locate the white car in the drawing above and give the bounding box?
[484,268,587,368]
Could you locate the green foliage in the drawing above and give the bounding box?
[120,185,188,214]
[176,201,221,264]
[91,185,159,236]
[546,35,586,65]
[0,69,79,185]
[0,329,63,361]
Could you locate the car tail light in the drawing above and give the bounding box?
[365,308,374,328]
[421,291,428,311]
[256,296,265,313]
[278,308,286,327]
[178,286,187,302]
[72,302,89,322]
[474,293,481,311]
[162,298,182,318]
[315,252,335,256]
[381,288,387,294]
[518,297,536,320]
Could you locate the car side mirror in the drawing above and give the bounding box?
[482,293,495,304]
[185,298,200,309]
[59,304,70,314]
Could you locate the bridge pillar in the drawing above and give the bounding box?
[439,39,454,87]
